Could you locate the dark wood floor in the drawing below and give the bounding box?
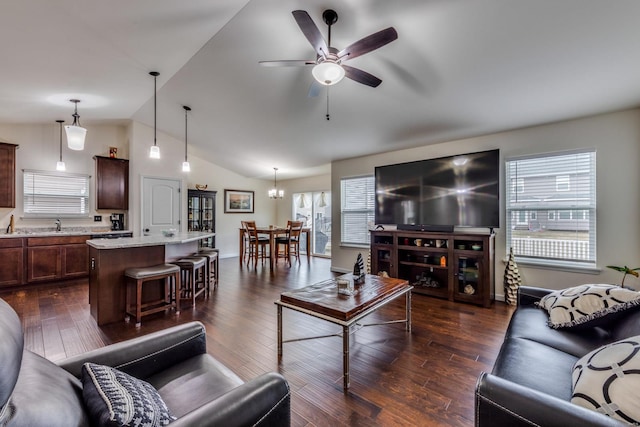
[0,257,514,427]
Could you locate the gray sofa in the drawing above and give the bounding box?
[475,285,639,426]
[0,297,290,426]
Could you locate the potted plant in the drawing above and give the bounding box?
[606,265,640,288]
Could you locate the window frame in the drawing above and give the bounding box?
[23,169,91,218]
[340,175,375,247]
[505,149,596,271]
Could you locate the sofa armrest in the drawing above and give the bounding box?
[517,286,553,306]
[475,372,626,427]
[169,372,290,427]
[57,321,207,379]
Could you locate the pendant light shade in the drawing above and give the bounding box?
[149,71,160,159]
[318,191,327,207]
[64,99,86,150]
[298,194,306,208]
[56,120,66,171]
[182,105,191,172]
[268,167,284,199]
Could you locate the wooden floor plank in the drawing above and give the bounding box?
[0,256,514,426]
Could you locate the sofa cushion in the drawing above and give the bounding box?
[492,337,579,400]
[82,362,176,427]
[537,284,640,329]
[149,353,244,418]
[505,305,612,357]
[572,335,640,424]
[9,351,89,427]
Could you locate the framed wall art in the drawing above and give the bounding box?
[224,189,254,213]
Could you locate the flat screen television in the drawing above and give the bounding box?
[375,149,500,229]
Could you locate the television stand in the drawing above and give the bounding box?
[370,229,495,307]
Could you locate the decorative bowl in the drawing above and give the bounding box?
[457,244,466,250]
[195,184,208,191]
[471,244,482,251]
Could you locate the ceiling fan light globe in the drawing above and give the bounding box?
[312,62,345,86]
[64,125,86,150]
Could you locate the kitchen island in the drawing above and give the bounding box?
[87,232,214,326]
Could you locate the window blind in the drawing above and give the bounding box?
[505,150,596,266]
[341,175,375,246]
[23,170,90,217]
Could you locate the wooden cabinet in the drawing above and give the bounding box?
[0,142,18,208]
[95,156,129,210]
[0,238,24,287]
[26,236,90,283]
[370,230,495,307]
[187,189,216,248]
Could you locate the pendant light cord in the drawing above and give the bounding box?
[183,105,191,162]
[57,120,64,161]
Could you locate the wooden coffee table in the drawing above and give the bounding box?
[275,274,412,391]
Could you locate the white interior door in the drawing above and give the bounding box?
[141,176,181,235]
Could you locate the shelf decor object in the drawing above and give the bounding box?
[504,247,521,305]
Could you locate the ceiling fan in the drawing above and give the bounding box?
[259,9,398,90]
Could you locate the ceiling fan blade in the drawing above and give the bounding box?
[342,65,382,88]
[307,81,322,98]
[259,60,316,67]
[338,27,398,61]
[292,10,329,56]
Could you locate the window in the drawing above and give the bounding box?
[340,176,374,246]
[23,170,90,217]
[512,178,524,194]
[505,150,596,268]
[556,175,570,191]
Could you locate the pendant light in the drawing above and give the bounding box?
[268,167,284,199]
[149,71,160,159]
[318,191,327,207]
[64,99,86,150]
[298,194,306,208]
[56,120,66,171]
[182,105,191,172]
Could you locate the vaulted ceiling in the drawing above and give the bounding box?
[3,0,640,179]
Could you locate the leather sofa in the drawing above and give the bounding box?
[0,297,290,426]
[475,286,638,427]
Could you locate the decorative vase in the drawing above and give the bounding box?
[504,247,521,305]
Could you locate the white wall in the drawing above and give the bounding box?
[331,108,640,296]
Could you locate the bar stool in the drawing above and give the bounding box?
[173,257,208,308]
[197,248,219,289]
[124,264,181,327]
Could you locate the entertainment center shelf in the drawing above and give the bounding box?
[371,230,495,307]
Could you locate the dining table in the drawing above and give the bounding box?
[238,226,311,269]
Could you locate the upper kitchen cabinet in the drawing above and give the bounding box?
[0,143,18,208]
[95,156,129,210]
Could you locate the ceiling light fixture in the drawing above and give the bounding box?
[64,99,86,150]
[312,57,345,86]
[56,120,66,171]
[149,71,160,159]
[182,105,191,172]
[268,168,284,199]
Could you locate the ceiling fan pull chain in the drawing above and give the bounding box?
[326,87,330,121]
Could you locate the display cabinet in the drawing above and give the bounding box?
[187,189,216,248]
[370,230,494,307]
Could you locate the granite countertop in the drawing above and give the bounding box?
[86,231,215,249]
[0,228,133,238]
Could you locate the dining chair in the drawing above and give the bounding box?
[241,220,269,267]
[275,220,304,265]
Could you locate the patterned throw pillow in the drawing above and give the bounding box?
[81,363,176,427]
[536,284,640,329]
[572,335,640,424]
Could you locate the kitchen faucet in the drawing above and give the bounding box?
[55,218,61,232]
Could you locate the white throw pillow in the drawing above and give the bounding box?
[536,284,640,329]
[572,335,640,424]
